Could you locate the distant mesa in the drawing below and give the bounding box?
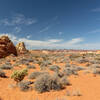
[16,42,28,55]
[0,35,17,58]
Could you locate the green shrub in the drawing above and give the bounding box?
[11,68,28,83]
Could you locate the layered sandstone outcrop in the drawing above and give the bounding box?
[0,36,17,58]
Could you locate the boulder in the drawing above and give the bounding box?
[0,36,17,58]
[16,42,28,54]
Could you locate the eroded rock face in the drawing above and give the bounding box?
[0,36,17,58]
[16,42,28,54]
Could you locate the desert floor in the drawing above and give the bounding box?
[0,51,100,100]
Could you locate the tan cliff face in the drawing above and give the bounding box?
[0,36,17,58]
[16,42,28,55]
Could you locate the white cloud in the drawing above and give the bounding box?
[26,35,31,39]
[39,26,49,33]
[92,8,100,12]
[48,39,62,43]
[66,38,83,45]
[14,27,21,33]
[58,32,63,35]
[88,29,100,34]
[0,13,37,26]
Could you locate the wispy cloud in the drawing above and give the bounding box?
[0,13,37,26]
[39,26,50,33]
[88,29,100,33]
[13,27,21,33]
[92,8,100,12]
[58,32,63,35]
[39,16,59,33]
[26,35,31,39]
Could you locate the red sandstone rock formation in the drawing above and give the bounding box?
[0,36,17,58]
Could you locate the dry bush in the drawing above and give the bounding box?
[60,76,70,86]
[65,63,71,68]
[63,67,78,76]
[0,64,13,70]
[77,58,89,64]
[18,80,33,91]
[49,65,60,72]
[28,71,48,79]
[0,69,6,78]
[92,68,100,75]
[27,65,36,69]
[34,74,63,93]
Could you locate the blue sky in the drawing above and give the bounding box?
[0,0,100,49]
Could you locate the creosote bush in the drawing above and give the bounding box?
[11,68,28,83]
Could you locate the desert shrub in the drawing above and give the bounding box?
[50,75,63,91]
[39,61,51,70]
[49,65,60,72]
[69,54,81,61]
[92,68,100,74]
[34,74,63,93]
[34,74,50,93]
[18,80,33,91]
[72,89,81,96]
[60,76,70,86]
[26,58,34,62]
[77,58,89,63]
[55,71,64,78]
[0,64,13,70]
[65,63,71,68]
[89,60,97,64]
[27,65,36,69]
[91,64,100,68]
[0,69,6,78]
[74,66,86,71]
[28,71,42,79]
[11,68,28,83]
[37,61,42,65]
[28,71,48,79]
[63,67,78,76]
[17,58,30,65]
[5,61,11,65]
